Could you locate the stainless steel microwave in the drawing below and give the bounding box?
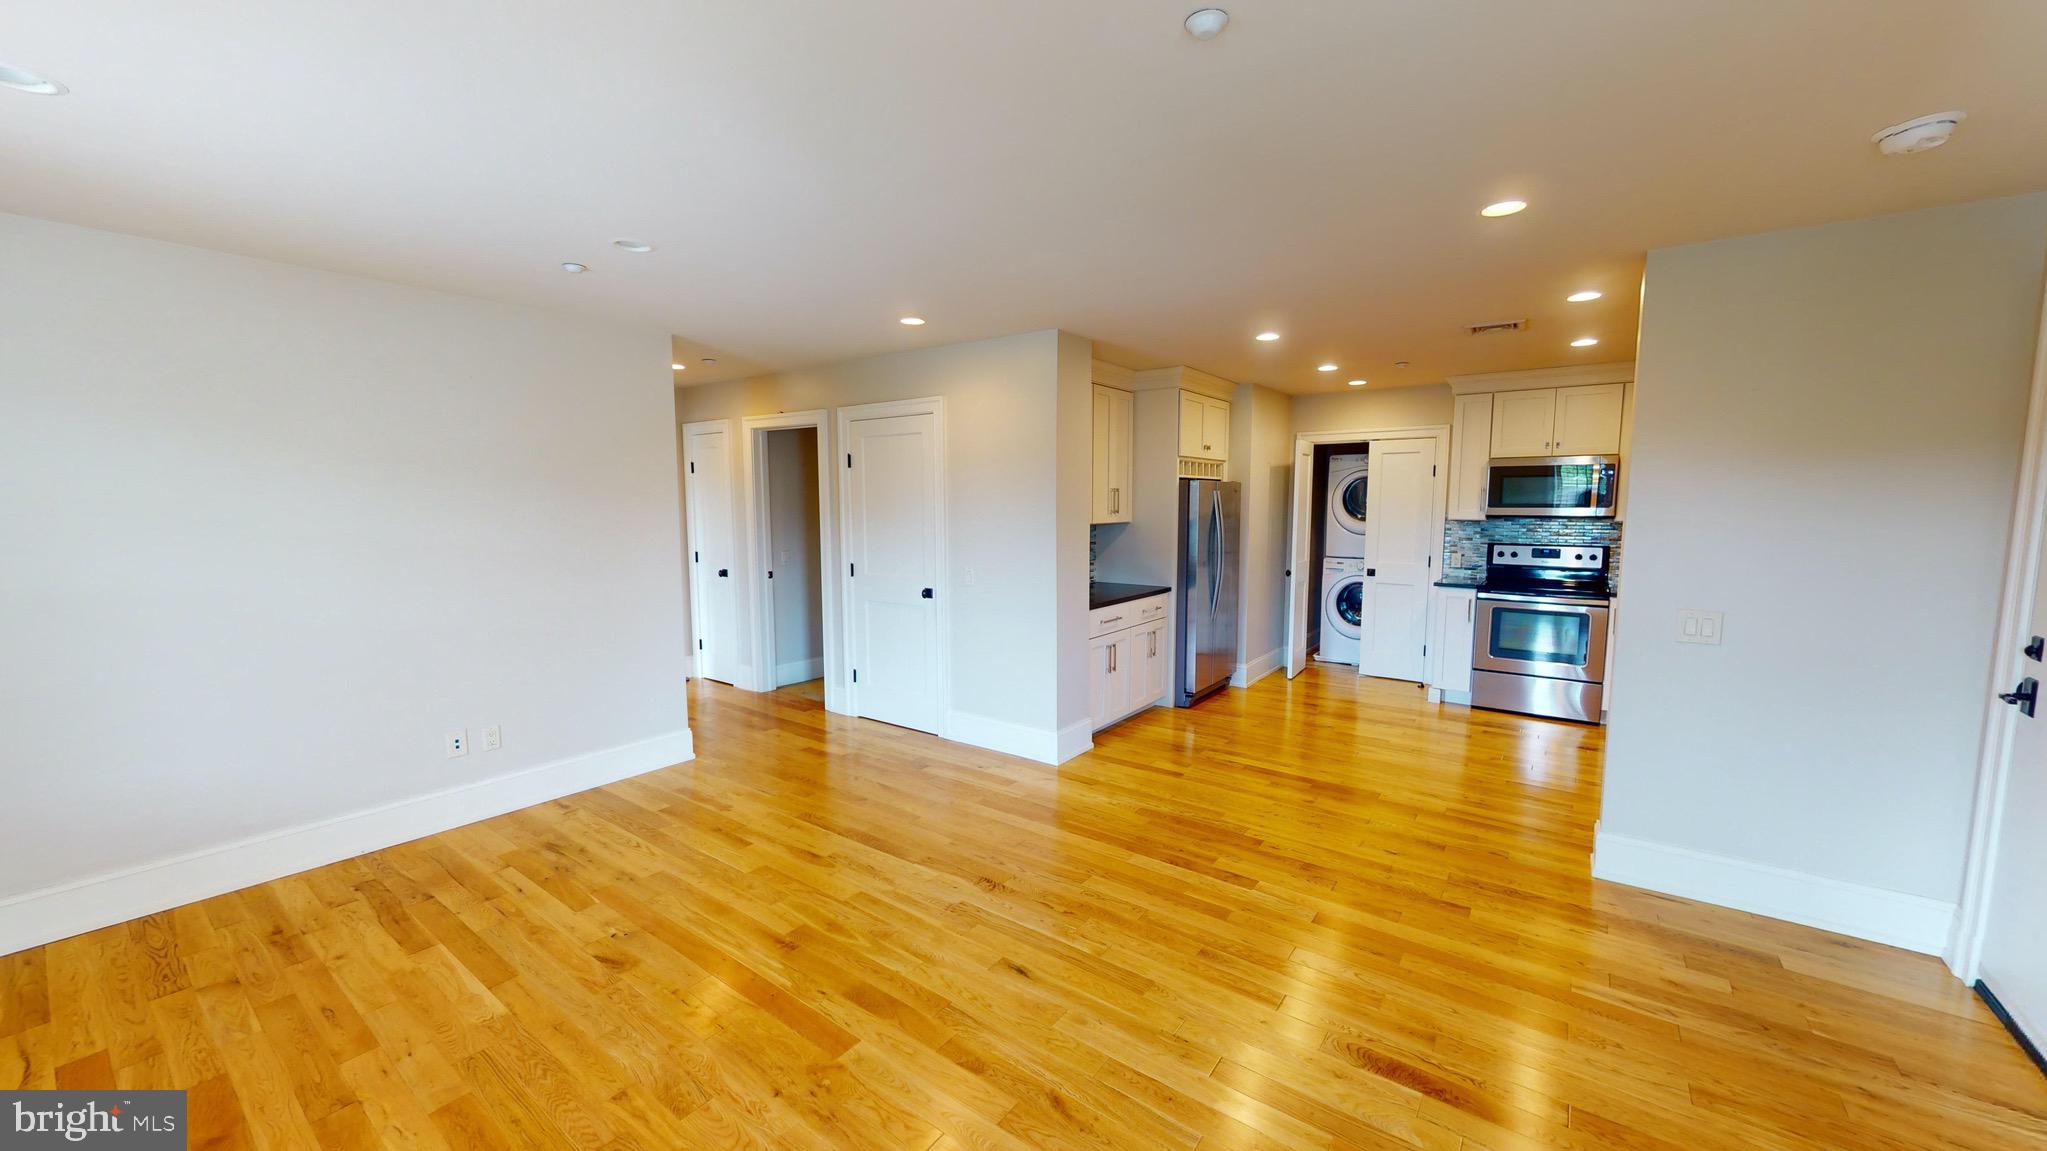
[1484,455,1618,518]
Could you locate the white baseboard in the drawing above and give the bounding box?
[775,656,824,686]
[1592,827,1957,955]
[1231,647,1282,688]
[945,710,1070,765]
[0,729,694,957]
[1054,718,1094,765]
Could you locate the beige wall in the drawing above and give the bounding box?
[764,427,823,680]
[1292,384,1453,435]
[0,213,688,919]
[1605,193,2047,908]
[676,330,1088,751]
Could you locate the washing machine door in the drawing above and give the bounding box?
[1335,472,1368,533]
[1327,577,1364,637]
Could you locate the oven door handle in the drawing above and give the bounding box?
[1476,590,1610,607]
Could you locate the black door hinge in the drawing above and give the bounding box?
[693,550,699,562]
[846,453,853,469]
[849,562,856,577]
[697,639,704,650]
[852,668,858,683]
[767,570,774,579]
[689,461,695,474]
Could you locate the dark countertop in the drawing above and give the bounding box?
[1090,581,1171,609]
[1434,577,1485,590]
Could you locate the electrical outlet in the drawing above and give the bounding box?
[1677,609,1724,645]
[445,729,468,758]
[481,725,502,752]
[962,565,977,587]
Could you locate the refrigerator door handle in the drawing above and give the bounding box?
[1209,489,1222,615]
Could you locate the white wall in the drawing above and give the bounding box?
[676,330,1090,761]
[1232,383,1293,684]
[1293,384,1453,435]
[1601,193,2047,951]
[765,427,824,683]
[0,213,690,948]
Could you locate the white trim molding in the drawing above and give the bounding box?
[0,730,694,957]
[739,409,841,711]
[1447,361,1636,395]
[946,710,1067,765]
[1593,828,1957,956]
[1232,647,1282,688]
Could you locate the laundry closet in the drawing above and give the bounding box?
[1308,442,1370,665]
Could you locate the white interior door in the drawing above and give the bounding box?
[844,410,942,734]
[683,422,738,685]
[1283,440,1314,678]
[1360,437,1438,682]
[1977,525,2047,1052]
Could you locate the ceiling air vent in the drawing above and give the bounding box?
[1467,319,1529,336]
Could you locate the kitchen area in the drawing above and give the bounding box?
[1082,356,1632,735]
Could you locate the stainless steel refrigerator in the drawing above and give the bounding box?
[1176,478,1241,707]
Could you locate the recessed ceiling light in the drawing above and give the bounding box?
[1480,200,1527,218]
[1184,8,1229,40]
[1347,379,1367,388]
[1393,361,1410,368]
[613,240,655,253]
[1873,111,1965,156]
[671,363,685,371]
[1571,337,1599,348]
[899,316,926,326]
[561,262,587,274]
[1566,290,1602,303]
[700,357,717,365]
[1255,331,1280,342]
[1317,363,1339,372]
[0,63,66,95]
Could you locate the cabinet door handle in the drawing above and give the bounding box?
[1110,487,1119,513]
[1109,645,1117,673]
[1100,615,1122,626]
[1149,631,1157,657]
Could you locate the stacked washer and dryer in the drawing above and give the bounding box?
[1317,453,1368,665]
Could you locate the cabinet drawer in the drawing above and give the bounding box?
[1090,593,1167,638]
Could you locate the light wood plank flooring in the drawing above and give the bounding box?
[2,667,2041,1149]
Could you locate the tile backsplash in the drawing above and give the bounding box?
[1442,517,1623,590]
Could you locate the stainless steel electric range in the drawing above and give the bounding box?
[1469,543,1610,723]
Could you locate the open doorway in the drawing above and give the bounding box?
[742,410,838,707]
[761,427,823,687]
[1307,442,1370,668]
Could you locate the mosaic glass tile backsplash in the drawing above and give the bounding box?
[1442,517,1623,590]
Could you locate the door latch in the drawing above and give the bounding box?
[2000,677,2039,718]
[921,587,934,599]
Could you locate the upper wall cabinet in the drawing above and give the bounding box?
[1177,391,1230,462]
[1488,384,1624,458]
[1448,393,1494,520]
[1091,384,1134,524]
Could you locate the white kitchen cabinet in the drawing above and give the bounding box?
[1430,587,1476,700]
[1488,384,1624,458]
[1177,392,1230,462]
[1091,592,1170,731]
[1091,384,1134,524]
[1490,390,1558,457]
[1552,383,1624,455]
[1448,392,1494,520]
[1134,617,1167,705]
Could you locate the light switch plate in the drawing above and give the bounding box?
[1678,609,1724,645]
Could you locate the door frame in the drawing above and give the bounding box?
[740,410,841,711]
[1284,424,1450,680]
[835,396,950,731]
[1950,281,2047,979]
[681,418,737,685]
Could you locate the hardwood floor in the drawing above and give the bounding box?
[3,667,2041,1150]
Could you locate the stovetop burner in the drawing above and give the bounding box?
[1478,542,1611,601]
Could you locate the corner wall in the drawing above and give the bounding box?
[1600,193,2047,954]
[0,213,691,953]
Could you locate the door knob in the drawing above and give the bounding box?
[921,587,934,599]
[2027,635,2044,662]
[2000,677,2038,718]
[717,568,729,577]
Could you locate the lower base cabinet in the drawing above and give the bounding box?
[1429,587,1476,702]
[1091,594,1169,731]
